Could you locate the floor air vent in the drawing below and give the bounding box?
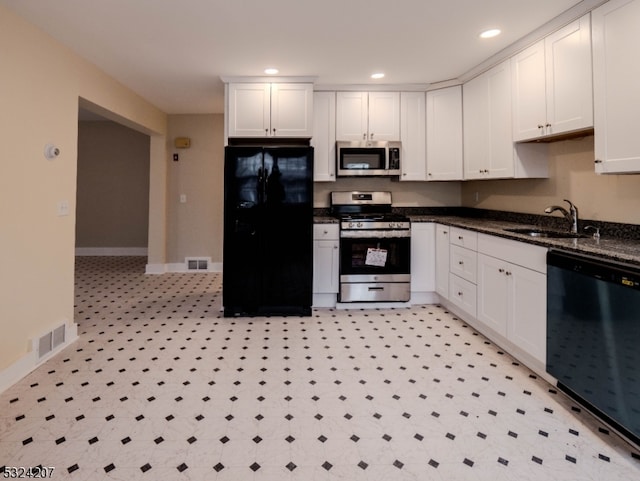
[186,257,210,271]
[36,324,66,360]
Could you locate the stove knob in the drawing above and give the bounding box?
[357,222,363,228]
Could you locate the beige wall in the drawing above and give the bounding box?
[0,5,167,374]
[461,136,640,224]
[76,121,150,248]
[167,114,225,263]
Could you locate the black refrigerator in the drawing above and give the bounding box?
[223,146,314,317]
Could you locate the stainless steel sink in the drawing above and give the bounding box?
[504,227,586,238]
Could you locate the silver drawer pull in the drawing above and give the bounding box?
[368,287,384,291]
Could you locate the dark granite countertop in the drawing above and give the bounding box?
[313,215,339,224]
[409,215,640,267]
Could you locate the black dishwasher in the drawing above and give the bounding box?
[547,249,640,446]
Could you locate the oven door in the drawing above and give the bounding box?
[339,232,410,302]
[340,234,409,277]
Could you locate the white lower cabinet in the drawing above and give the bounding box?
[477,234,547,366]
[410,223,435,303]
[434,226,548,372]
[313,225,339,306]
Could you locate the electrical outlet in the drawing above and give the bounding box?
[180,194,187,203]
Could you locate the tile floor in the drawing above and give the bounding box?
[1,256,639,480]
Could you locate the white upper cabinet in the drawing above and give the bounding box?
[336,91,400,141]
[464,60,549,180]
[463,60,515,179]
[511,14,593,141]
[311,91,336,182]
[400,91,426,181]
[592,0,640,174]
[227,82,313,138]
[426,86,463,180]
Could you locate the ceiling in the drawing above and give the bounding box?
[2,0,587,115]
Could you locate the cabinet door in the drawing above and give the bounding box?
[270,83,313,137]
[486,61,515,178]
[463,72,489,179]
[508,263,546,365]
[227,83,271,137]
[511,40,547,141]
[426,86,463,180]
[477,253,509,337]
[410,223,435,292]
[592,0,640,173]
[336,91,368,141]
[435,225,450,299]
[312,91,336,181]
[545,15,593,137]
[368,91,400,141]
[400,91,426,181]
[313,239,339,294]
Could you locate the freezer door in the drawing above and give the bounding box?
[223,147,264,313]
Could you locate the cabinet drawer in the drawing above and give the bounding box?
[450,245,477,283]
[313,224,339,240]
[477,233,546,273]
[450,227,478,250]
[449,273,477,317]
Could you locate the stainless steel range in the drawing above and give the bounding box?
[330,191,411,303]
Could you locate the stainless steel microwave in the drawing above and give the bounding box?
[336,140,401,177]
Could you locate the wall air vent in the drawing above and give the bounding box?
[186,257,210,271]
[36,323,66,360]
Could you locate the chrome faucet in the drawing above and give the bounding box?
[544,199,578,234]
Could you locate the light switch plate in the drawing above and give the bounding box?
[57,200,69,216]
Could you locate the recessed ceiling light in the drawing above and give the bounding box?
[264,68,279,75]
[480,29,501,39]
[371,73,385,79]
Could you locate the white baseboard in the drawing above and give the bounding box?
[75,247,148,256]
[145,262,223,274]
[410,291,440,305]
[0,322,78,395]
[312,293,338,308]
